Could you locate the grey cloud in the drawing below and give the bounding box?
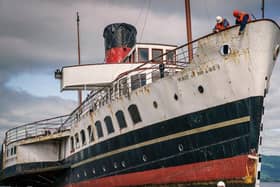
[0,85,76,141]
[262,129,280,155]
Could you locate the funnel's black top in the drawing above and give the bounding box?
[103,23,137,50]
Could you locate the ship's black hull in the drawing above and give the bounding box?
[0,96,263,187]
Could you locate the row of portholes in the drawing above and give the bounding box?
[76,160,127,179]
[74,143,185,179]
[75,142,184,179]
[152,94,179,109]
[152,88,204,110]
[75,155,148,179]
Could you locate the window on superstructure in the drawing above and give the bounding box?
[166,50,176,64]
[140,74,146,87]
[114,83,119,98]
[119,77,128,97]
[152,49,163,63]
[104,116,115,134]
[128,104,142,124]
[138,48,149,62]
[13,146,16,155]
[116,110,127,129]
[70,137,75,152]
[132,50,135,63]
[131,74,146,91]
[75,133,80,148]
[95,121,104,138]
[80,130,86,145]
[87,125,94,143]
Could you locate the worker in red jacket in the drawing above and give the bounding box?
[213,16,230,33]
[233,10,251,35]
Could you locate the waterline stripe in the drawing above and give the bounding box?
[71,116,250,168]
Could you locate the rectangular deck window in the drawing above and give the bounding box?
[131,74,146,91]
[166,50,176,64]
[152,49,163,62]
[138,48,149,62]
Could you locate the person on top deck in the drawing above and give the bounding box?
[233,10,251,35]
[213,16,230,33]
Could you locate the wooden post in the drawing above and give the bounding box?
[261,0,265,18]
[76,12,82,105]
[185,0,193,62]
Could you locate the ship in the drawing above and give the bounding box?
[0,4,280,187]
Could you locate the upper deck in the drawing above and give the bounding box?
[57,43,178,91]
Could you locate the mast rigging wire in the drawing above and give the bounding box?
[139,0,151,43]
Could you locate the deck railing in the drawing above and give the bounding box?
[4,37,201,144]
[5,115,70,145]
[61,41,200,128]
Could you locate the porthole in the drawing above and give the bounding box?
[92,168,96,174]
[220,44,231,56]
[178,144,184,152]
[198,85,204,93]
[174,94,178,101]
[142,154,147,162]
[153,101,158,108]
[114,162,118,169]
[273,44,280,61]
[121,161,126,167]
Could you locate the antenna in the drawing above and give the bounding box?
[185,0,193,62]
[261,0,265,18]
[76,12,82,105]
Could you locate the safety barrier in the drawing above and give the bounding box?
[5,115,70,145]
[62,41,200,127]
[5,38,201,144]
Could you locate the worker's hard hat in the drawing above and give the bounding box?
[217,181,226,187]
[233,10,240,17]
[216,16,223,23]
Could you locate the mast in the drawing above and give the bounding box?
[76,12,82,105]
[261,0,265,18]
[185,0,193,62]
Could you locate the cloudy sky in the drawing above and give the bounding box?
[0,0,279,155]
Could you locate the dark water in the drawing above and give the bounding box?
[261,182,279,187]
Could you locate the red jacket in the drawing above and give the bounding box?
[215,19,230,31]
[233,10,251,23]
[214,19,230,32]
